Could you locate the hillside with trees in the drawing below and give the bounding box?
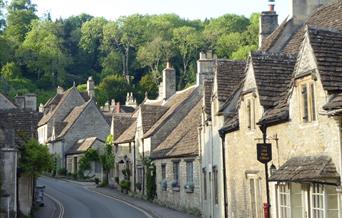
[0,0,259,105]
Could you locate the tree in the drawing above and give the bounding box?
[138,71,159,99]
[19,139,53,178]
[5,0,38,43]
[216,32,242,58]
[203,14,249,49]
[0,62,21,80]
[98,74,131,104]
[99,135,115,185]
[79,17,107,75]
[112,15,149,81]
[19,20,71,87]
[137,37,173,72]
[0,0,5,30]
[172,26,203,88]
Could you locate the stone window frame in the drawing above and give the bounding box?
[246,172,262,218]
[172,161,180,187]
[295,73,317,123]
[242,90,257,131]
[161,163,166,180]
[185,160,194,185]
[202,167,207,200]
[213,165,219,205]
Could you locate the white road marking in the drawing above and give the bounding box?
[86,188,154,218]
[45,193,65,218]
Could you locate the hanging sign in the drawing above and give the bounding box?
[257,143,272,164]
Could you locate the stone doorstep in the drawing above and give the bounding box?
[90,187,199,218]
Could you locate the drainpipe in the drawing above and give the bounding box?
[142,138,145,195]
[219,131,228,218]
[133,141,136,192]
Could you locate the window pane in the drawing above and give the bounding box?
[311,83,316,120]
[302,85,308,122]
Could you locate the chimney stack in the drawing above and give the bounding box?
[196,50,216,86]
[125,92,137,108]
[259,0,278,48]
[87,76,95,98]
[57,86,64,94]
[161,62,176,101]
[115,102,121,113]
[290,0,335,25]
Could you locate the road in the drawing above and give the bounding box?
[38,177,150,218]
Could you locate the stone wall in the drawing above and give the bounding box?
[154,157,201,214]
[18,175,33,216]
[224,38,341,218]
[0,148,17,217]
[62,102,110,166]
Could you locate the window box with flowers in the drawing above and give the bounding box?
[184,182,194,193]
[171,180,180,192]
[160,179,167,191]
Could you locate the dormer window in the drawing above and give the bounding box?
[300,82,316,122]
[245,96,256,130]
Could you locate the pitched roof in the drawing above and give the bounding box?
[0,109,40,146]
[113,113,135,139]
[283,1,342,54]
[55,99,94,140]
[141,104,168,134]
[260,16,292,52]
[323,93,342,111]
[66,137,101,155]
[216,60,246,102]
[251,52,296,108]
[38,87,77,126]
[204,80,213,115]
[0,93,17,110]
[150,99,202,159]
[114,120,137,144]
[308,26,342,92]
[219,113,239,134]
[269,155,340,185]
[143,86,198,138]
[260,27,342,125]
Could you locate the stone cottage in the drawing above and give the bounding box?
[217,1,342,218]
[150,99,202,213]
[0,93,40,217]
[65,137,105,179]
[199,52,245,218]
[38,77,110,170]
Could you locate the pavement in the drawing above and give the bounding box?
[33,193,61,218]
[89,187,200,218]
[35,176,199,218]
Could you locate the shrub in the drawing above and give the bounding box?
[120,180,131,190]
[94,178,100,185]
[136,182,142,191]
[57,168,67,176]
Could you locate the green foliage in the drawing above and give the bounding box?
[139,71,159,99]
[119,179,131,190]
[19,139,53,178]
[0,62,21,80]
[99,74,130,104]
[19,20,71,86]
[5,0,38,42]
[99,136,115,185]
[78,148,99,176]
[143,157,156,200]
[0,9,259,105]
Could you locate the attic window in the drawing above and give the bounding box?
[300,82,316,123]
[246,97,256,130]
